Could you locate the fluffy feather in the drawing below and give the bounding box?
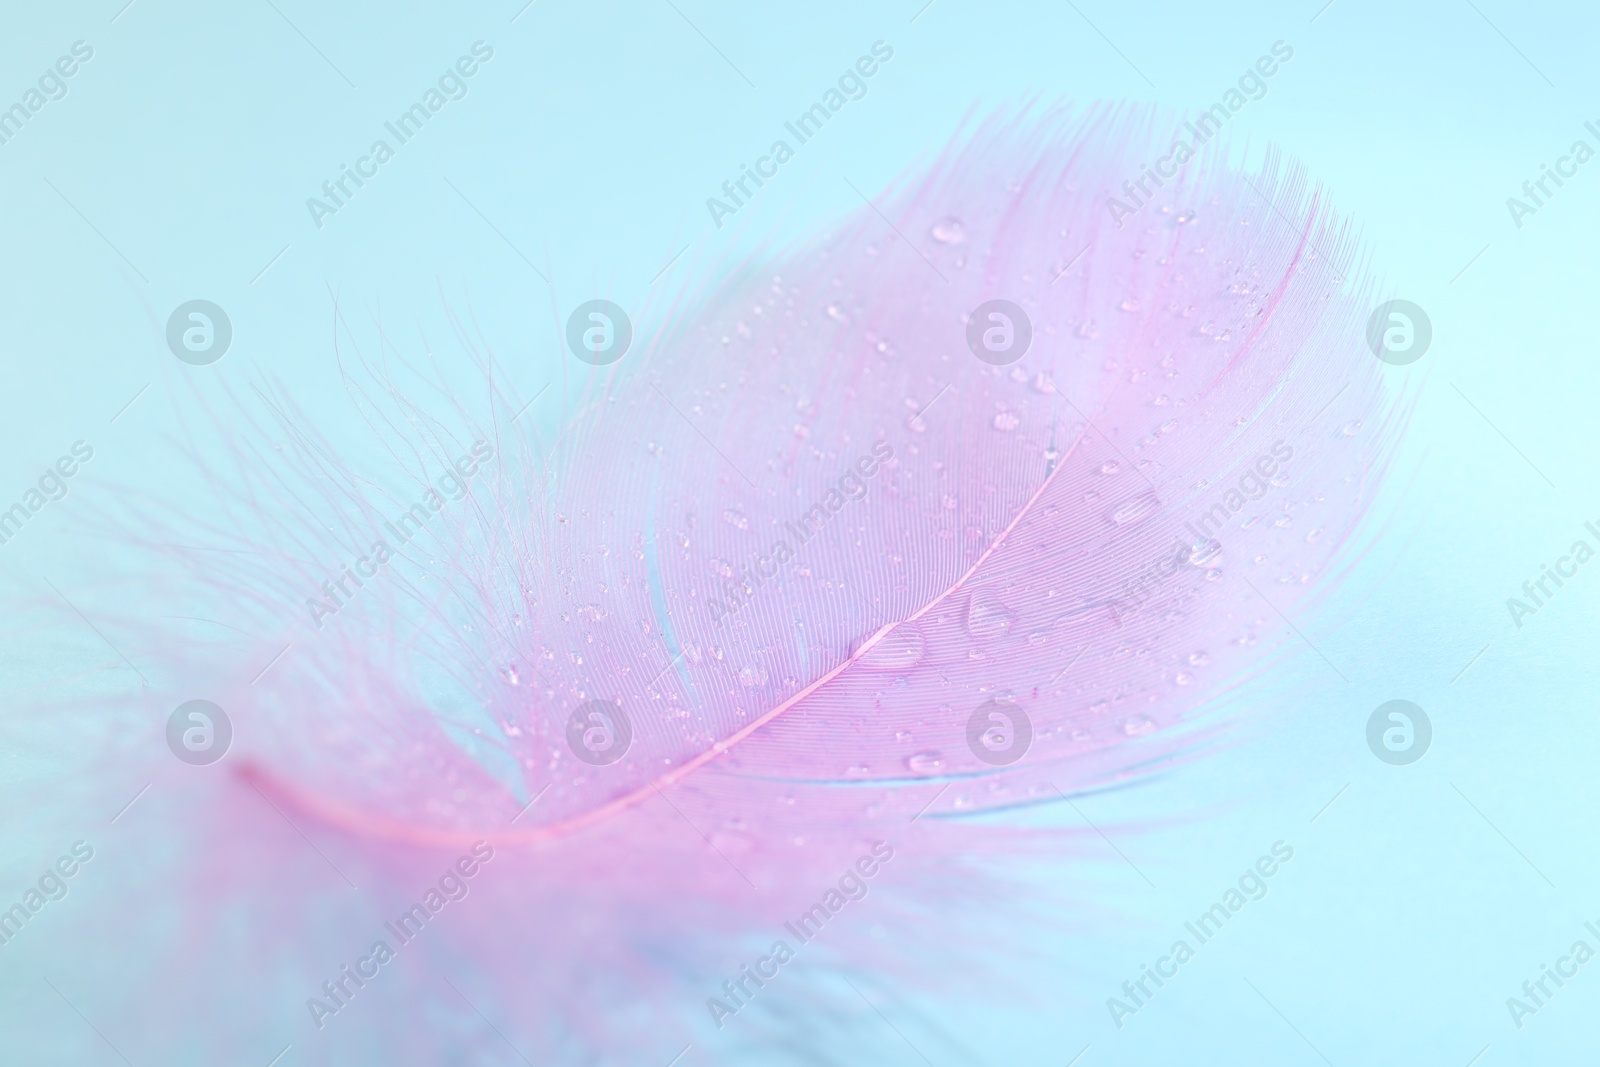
[10,106,1397,1065]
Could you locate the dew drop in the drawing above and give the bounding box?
[856,625,926,670]
[966,596,1017,638]
[722,509,750,530]
[929,217,966,244]
[738,665,767,688]
[1188,650,1210,666]
[499,665,520,686]
[992,411,1020,431]
[1110,493,1160,525]
[1122,715,1157,736]
[907,751,946,774]
[1342,420,1361,436]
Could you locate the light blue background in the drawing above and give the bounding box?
[0,1,1595,1064]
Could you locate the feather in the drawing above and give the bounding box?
[14,106,1396,1064]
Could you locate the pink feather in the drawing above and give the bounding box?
[33,107,1396,1064]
